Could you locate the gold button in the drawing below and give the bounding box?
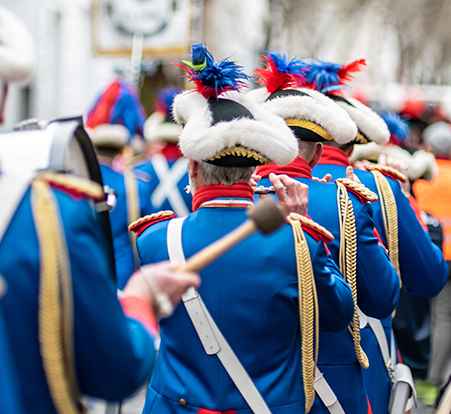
[178,398,187,406]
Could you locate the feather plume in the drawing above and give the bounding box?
[87,79,145,138]
[179,43,249,98]
[301,59,366,93]
[255,52,305,94]
[379,111,410,145]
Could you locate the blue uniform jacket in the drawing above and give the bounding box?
[137,198,354,413]
[314,146,447,414]
[0,306,24,413]
[0,181,156,414]
[134,153,191,217]
[258,161,400,414]
[100,163,153,288]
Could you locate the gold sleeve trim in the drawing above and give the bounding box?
[38,172,103,200]
[289,213,335,242]
[365,164,408,183]
[32,179,81,414]
[372,171,401,283]
[123,168,141,267]
[128,210,175,232]
[288,217,319,412]
[336,178,379,202]
[336,182,370,369]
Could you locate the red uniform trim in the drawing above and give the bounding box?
[318,145,351,167]
[129,211,176,236]
[198,409,236,414]
[120,296,158,335]
[256,156,313,179]
[192,183,253,211]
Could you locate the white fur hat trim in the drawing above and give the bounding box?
[87,124,129,149]
[144,112,182,143]
[173,90,298,165]
[336,96,390,145]
[350,142,382,163]
[248,87,357,145]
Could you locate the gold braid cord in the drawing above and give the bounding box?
[372,171,401,283]
[123,168,141,267]
[32,179,82,414]
[289,218,319,413]
[336,182,369,369]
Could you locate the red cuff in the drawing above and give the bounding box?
[120,296,158,335]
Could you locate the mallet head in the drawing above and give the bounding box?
[247,198,286,235]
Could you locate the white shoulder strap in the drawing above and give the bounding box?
[0,172,33,243]
[367,317,393,375]
[314,368,346,414]
[166,218,271,414]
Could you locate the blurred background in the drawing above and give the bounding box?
[4,0,451,129]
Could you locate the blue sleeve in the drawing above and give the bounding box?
[64,198,156,400]
[354,203,400,318]
[311,241,355,331]
[392,181,448,297]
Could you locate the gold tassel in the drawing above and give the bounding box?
[372,171,401,284]
[289,218,319,413]
[32,179,81,414]
[123,167,141,267]
[336,182,369,369]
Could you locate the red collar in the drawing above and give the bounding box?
[256,157,313,179]
[319,145,351,167]
[192,182,253,211]
[160,143,182,161]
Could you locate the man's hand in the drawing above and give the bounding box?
[249,173,261,191]
[269,173,309,216]
[123,262,200,318]
[346,166,361,183]
[312,173,332,183]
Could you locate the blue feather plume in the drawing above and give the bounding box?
[180,43,249,98]
[379,111,410,144]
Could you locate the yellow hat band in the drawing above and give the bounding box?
[285,119,334,142]
[209,145,270,164]
[355,131,370,144]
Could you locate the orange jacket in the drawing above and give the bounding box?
[414,159,451,260]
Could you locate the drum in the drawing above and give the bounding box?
[0,116,117,282]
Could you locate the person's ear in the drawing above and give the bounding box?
[188,160,199,178]
[310,143,323,167]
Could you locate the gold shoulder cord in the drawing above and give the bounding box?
[371,171,401,283]
[289,218,319,413]
[32,179,82,414]
[123,168,141,267]
[336,182,369,369]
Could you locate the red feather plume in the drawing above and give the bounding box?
[338,59,366,83]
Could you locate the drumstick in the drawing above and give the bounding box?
[181,198,286,273]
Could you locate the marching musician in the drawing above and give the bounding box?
[304,59,448,414]
[132,44,355,414]
[251,53,400,414]
[135,86,192,217]
[86,79,154,288]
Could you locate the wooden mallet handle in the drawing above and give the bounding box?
[181,198,285,273]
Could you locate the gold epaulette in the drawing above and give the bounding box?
[289,213,334,243]
[364,164,407,183]
[336,178,378,202]
[37,172,103,201]
[128,210,176,236]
